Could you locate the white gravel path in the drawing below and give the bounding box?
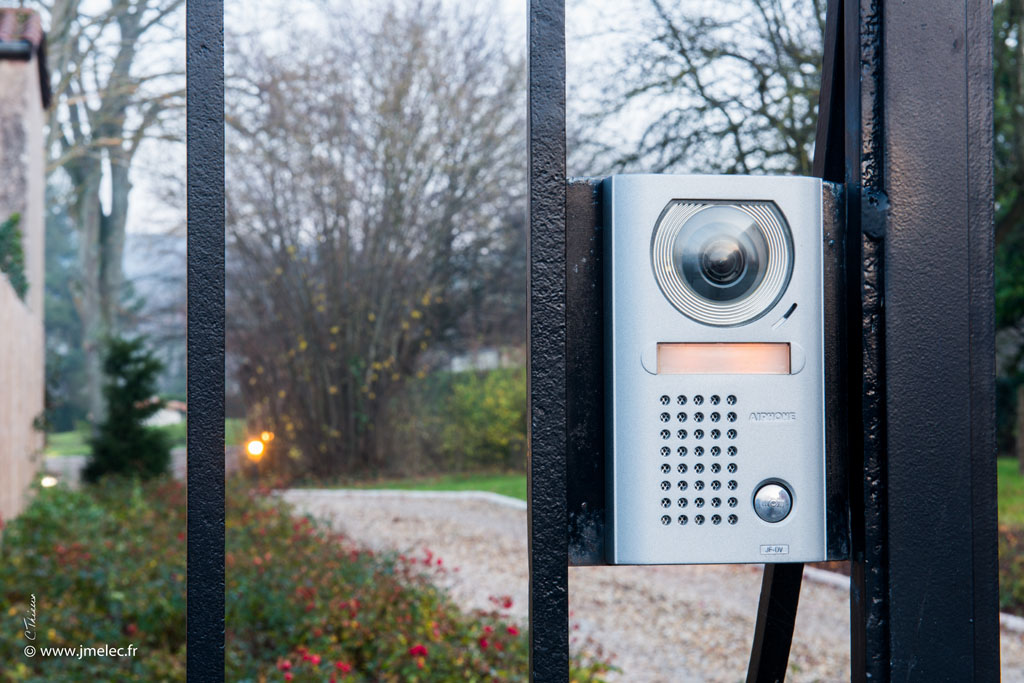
[281,489,1024,682]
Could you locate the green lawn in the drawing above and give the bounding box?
[999,457,1024,527]
[45,418,249,456]
[344,472,527,501]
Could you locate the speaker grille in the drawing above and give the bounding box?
[655,392,741,528]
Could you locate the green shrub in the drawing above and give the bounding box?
[0,478,613,681]
[439,367,526,471]
[84,338,171,482]
[387,367,527,474]
[0,213,27,300]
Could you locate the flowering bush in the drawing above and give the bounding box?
[1000,524,1024,616]
[0,478,613,681]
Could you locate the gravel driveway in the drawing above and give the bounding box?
[281,489,1024,682]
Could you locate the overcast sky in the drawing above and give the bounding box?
[121,0,664,236]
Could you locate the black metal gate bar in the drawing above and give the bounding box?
[745,563,805,683]
[878,0,997,677]
[843,0,889,678]
[186,0,225,678]
[527,0,569,680]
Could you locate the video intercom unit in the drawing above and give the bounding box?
[604,174,844,565]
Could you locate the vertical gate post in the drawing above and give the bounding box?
[186,0,225,678]
[845,0,999,678]
[528,0,568,680]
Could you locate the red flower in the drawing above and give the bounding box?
[311,654,321,666]
[484,626,493,634]
[278,660,292,671]
[479,637,489,650]
[284,674,293,682]
[125,623,138,636]
[335,661,352,673]
[408,644,428,657]
[507,625,520,636]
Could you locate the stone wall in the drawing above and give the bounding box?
[0,31,46,524]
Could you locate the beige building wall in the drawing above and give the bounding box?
[0,45,47,523]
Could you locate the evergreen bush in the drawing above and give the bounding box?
[83,337,171,481]
[0,213,28,300]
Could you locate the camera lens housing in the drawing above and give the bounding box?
[651,201,793,326]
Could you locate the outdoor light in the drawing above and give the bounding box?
[246,439,265,461]
[40,475,58,488]
[260,431,274,442]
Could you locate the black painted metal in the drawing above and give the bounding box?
[528,0,569,679]
[880,0,997,677]
[565,179,606,566]
[745,563,804,683]
[840,0,889,678]
[821,182,849,561]
[826,0,999,678]
[186,0,225,679]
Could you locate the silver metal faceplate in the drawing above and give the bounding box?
[604,174,826,565]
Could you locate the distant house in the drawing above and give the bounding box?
[449,346,524,373]
[0,8,50,523]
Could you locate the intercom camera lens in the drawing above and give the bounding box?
[701,238,745,284]
[653,202,794,326]
[673,207,765,303]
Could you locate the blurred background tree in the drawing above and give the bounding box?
[570,0,825,176]
[226,1,525,477]
[39,0,184,428]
